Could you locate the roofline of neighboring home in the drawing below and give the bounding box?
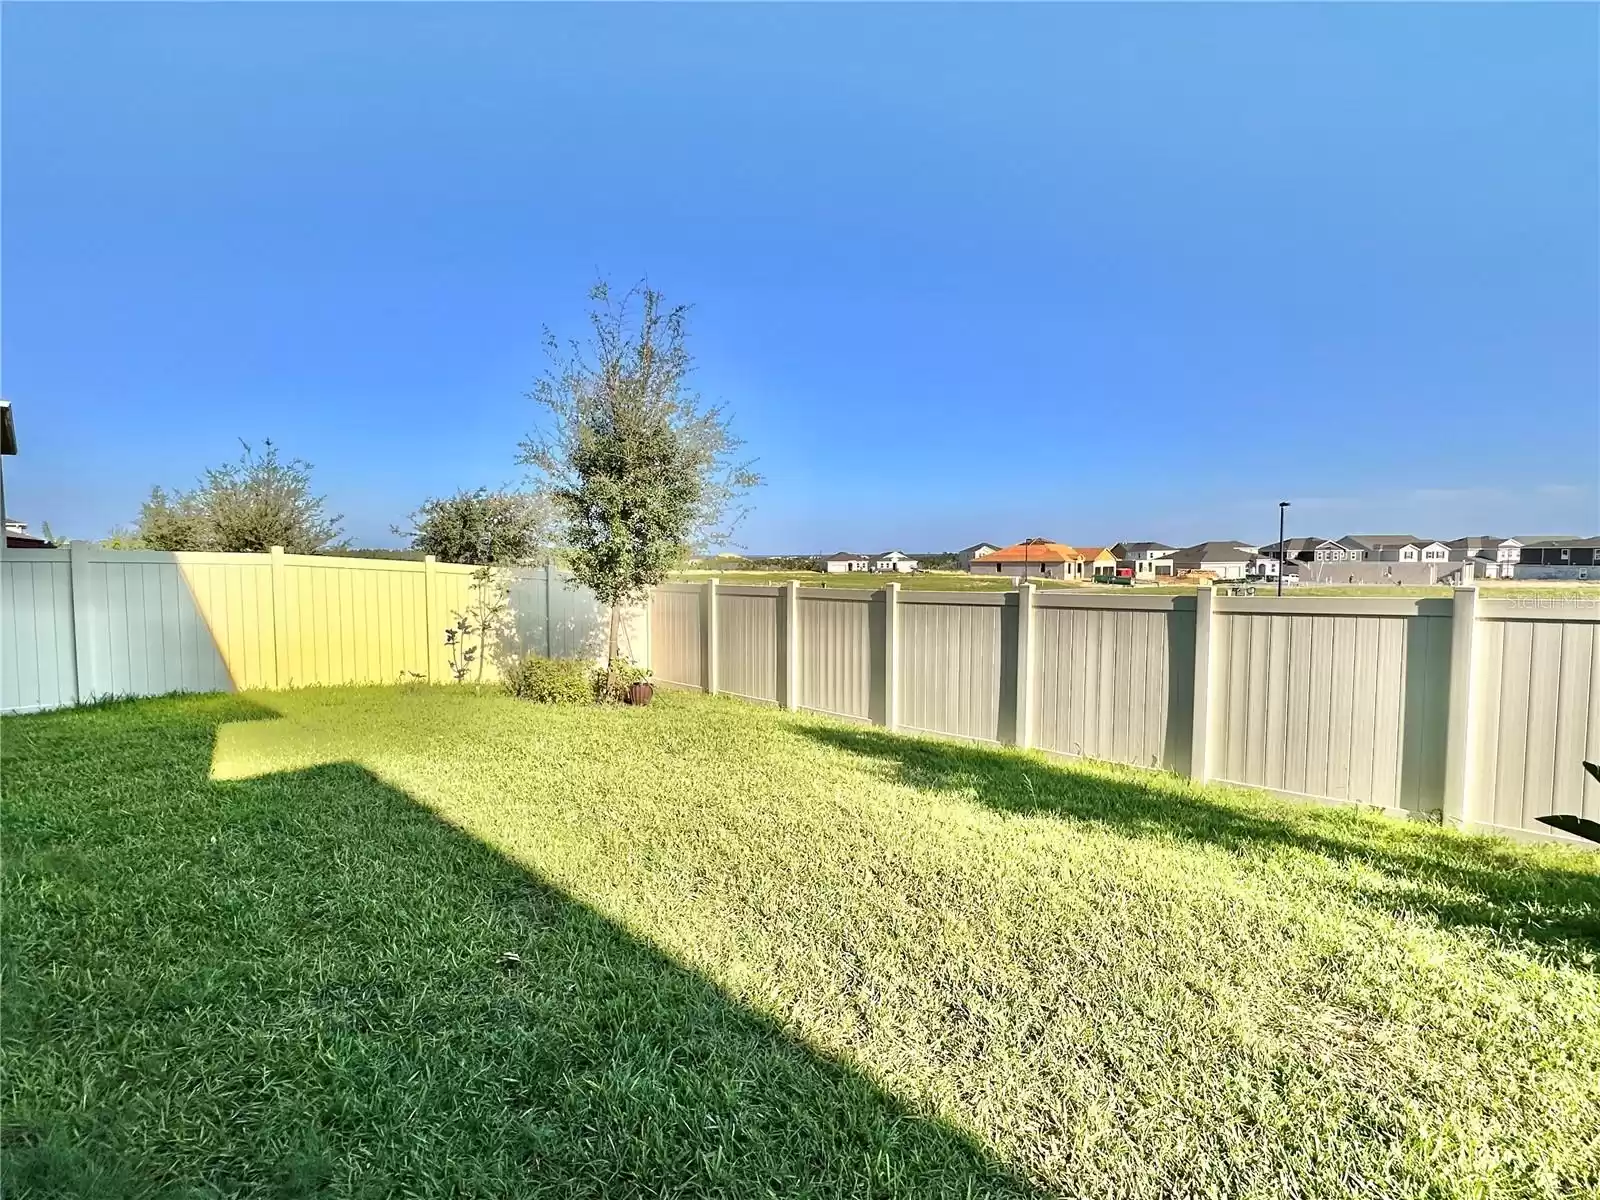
[821,552,867,561]
[979,543,1082,563]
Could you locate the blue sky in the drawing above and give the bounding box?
[4,4,1596,551]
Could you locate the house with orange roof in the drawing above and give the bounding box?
[1076,546,1118,578]
[965,538,1087,580]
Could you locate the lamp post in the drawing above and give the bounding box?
[1276,501,1290,597]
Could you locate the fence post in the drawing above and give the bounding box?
[783,580,800,710]
[1189,585,1215,781]
[67,540,94,704]
[1442,586,1478,828]
[883,581,900,731]
[704,578,719,694]
[424,555,440,683]
[1011,582,1035,748]
[544,561,554,658]
[269,546,290,688]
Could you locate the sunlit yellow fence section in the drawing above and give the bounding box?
[0,546,644,713]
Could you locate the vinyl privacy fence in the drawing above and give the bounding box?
[651,581,1600,846]
[0,546,645,714]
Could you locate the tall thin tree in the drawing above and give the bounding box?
[519,281,759,694]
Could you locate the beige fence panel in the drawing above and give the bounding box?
[897,592,1008,743]
[1470,599,1600,842]
[0,548,628,713]
[650,585,705,689]
[10,554,1597,849]
[797,589,879,721]
[502,567,621,663]
[716,586,781,704]
[281,554,431,686]
[1033,594,1195,770]
[1209,598,1451,813]
[0,549,78,713]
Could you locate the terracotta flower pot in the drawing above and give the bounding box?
[625,681,654,707]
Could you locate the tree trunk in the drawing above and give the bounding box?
[605,602,621,700]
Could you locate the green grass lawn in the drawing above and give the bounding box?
[5,687,1598,1198]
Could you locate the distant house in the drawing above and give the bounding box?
[1518,537,1600,579]
[955,542,1000,571]
[1076,547,1118,578]
[1347,534,1450,564]
[1309,538,1369,563]
[968,539,1086,580]
[1450,535,1522,574]
[5,519,52,550]
[1240,555,1303,583]
[1446,535,1522,567]
[1258,537,1321,564]
[870,550,918,573]
[820,552,870,574]
[1170,541,1259,580]
[1109,541,1177,578]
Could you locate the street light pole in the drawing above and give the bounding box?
[1277,501,1290,598]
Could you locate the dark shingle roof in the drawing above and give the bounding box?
[1173,540,1256,562]
[1258,537,1320,555]
[1525,536,1600,549]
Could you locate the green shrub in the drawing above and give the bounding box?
[505,655,595,704]
[595,657,652,703]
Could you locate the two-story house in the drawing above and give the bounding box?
[1258,537,1321,564]
[1517,537,1600,579]
[955,543,999,571]
[1109,541,1177,578]
[1349,534,1452,563]
[1309,538,1369,563]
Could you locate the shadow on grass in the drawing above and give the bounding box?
[796,723,1600,971]
[2,695,1041,1199]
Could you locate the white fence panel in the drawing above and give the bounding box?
[0,550,76,714]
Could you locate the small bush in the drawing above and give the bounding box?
[505,655,595,704]
[595,657,652,703]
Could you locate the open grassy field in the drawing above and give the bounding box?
[5,687,1598,1198]
[674,568,1079,590]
